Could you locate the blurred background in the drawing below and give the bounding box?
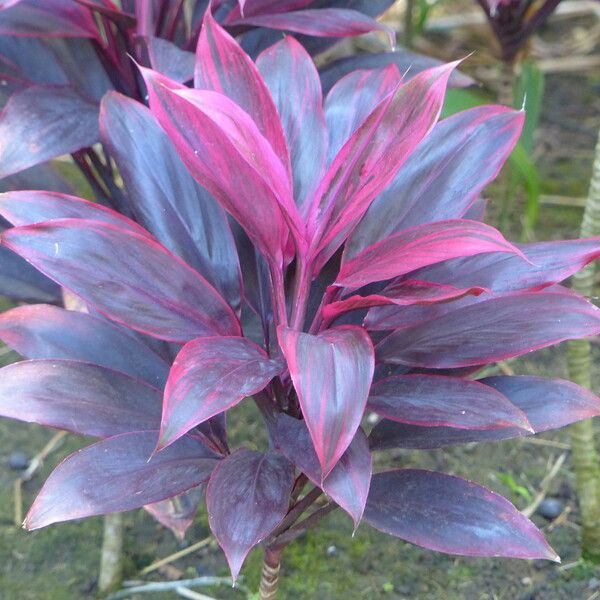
[0,1,599,598]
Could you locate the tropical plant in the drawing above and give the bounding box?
[2,6,600,600]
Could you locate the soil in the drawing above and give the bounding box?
[1,5,600,600]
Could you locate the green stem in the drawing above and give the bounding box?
[568,129,600,562]
[98,513,124,595]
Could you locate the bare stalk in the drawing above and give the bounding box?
[258,547,283,600]
[568,129,600,562]
[99,513,125,594]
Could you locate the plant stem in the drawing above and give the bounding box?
[568,128,600,563]
[98,513,125,595]
[258,547,283,600]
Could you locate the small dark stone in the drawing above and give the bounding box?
[326,545,337,556]
[8,451,29,471]
[536,498,564,520]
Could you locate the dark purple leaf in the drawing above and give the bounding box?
[226,0,314,20]
[256,35,327,210]
[0,0,97,37]
[376,290,600,368]
[0,85,99,178]
[278,325,374,477]
[206,448,294,580]
[370,375,600,450]
[159,337,282,450]
[337,220,524,290]
[368,374,531,430]
[345,107,524,258]
[408,238,600,293]
[0,304,170,387]
[25,431,218,530]
[100,92,242,308]
[364,469,559,561]
[319,50,474,95]
[275,414,371,527]
[1,219,241,342]
[309,62,457,272]
[0,359,161,437]
[231,9,395,45]
[146,36,195,83]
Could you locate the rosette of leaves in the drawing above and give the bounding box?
[1,10,600,586]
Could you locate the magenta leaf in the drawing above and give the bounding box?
[325,64,401,163]
[25,431,219,530]
[142,67,299,265]
[322,280,486,325]
[145,485,205,541]
[256,36,327,210]
[275,415,371,527]
[0,86,99,178]
[100,92,241,308]
[346,106,525,257]
[278,325,374,477]
[0,359,162,437]
[1,219,240,342]
[368,375,531,431]
[0,190,148,236]
[370,376,600,450]
[337,220,525,290]
[0,0,97,37]
[0,304,170,387]
[309,62,457,272]
[407,238,600,293]
[206,448,294,580]
[195,8,291,173]
[159,336,282,450]
[230,8,395,45]
[376,289,600,368]
[364,469,559,561]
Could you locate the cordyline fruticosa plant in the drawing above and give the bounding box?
[476,0,562,63]
[0,0,474,303]
[3,6,600,595]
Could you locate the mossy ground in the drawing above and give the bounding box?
[1,8,600,600]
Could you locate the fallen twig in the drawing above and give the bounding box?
[523,452,567,517]
[106,577,243,600]
[176,587,218,600]
[139,536,213,576]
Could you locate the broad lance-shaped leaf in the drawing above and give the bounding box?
[228,0,314,20]
[309,62,458,272]
[368,375,531,431]
[195,8,291,175]
[278,325,374,477]
[275,415,371,527]
[146,37,195,83]
[0,86,99,178]
[142,67,297,266]
[0,190,148,236]
[207,449,294,580]
[376,289,600,368]
[0,304,170,388]
[25,432,219,530]
[230,8,395,45]
[370,376,600,450]
[100,93,241,308]
[345,106,524,258]
[406,238,600,293]
[0,0,97,37]
[319,50,473,96]
[322,280,486,325]
[159,337,282,450]
[256,36,327,210]
[337,220,525,290]
[0,360,162,437]
[364,470,559,561]
[325,64,401,163]
[1,219,240,342]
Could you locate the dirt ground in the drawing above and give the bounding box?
[1,4,600,599]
